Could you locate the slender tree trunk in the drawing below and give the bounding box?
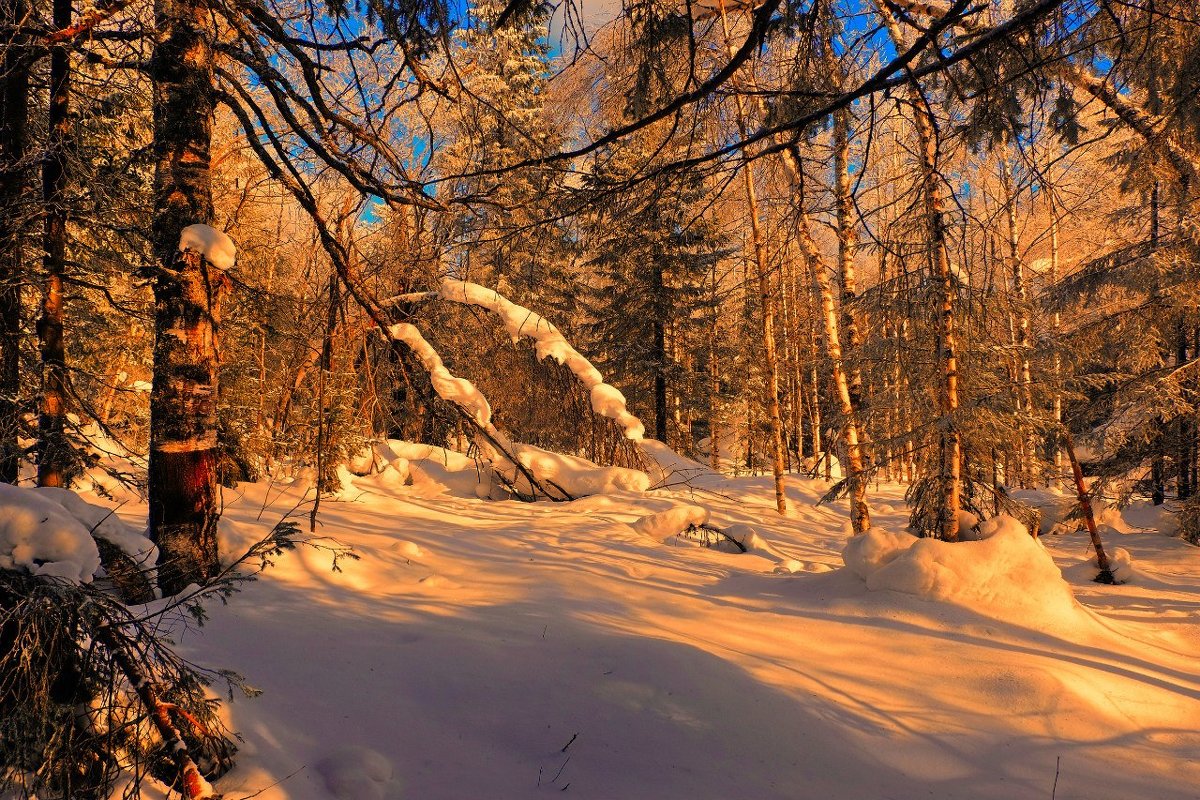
[717,0,786,513]
[808,349,822,462]
[1178,323,1192,500]
[1062,430,1116,583]
[1150,180,1166,505]
[1049,205,1063,487]
[312,272,340,529]
[0,0,31,484]
[880,3,961,540]
[652,262,668,443]
[830,106,870,532]
[795,176,870,529]
[37,0,73,488]
[1002,161,1034,487]
[708,265,721,471]
[148,0,226,594]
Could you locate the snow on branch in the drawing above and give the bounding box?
[437,279,646,440]
[379,322,649,500]
[387,322,496,430]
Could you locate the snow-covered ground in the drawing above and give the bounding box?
[88,455,1200,800]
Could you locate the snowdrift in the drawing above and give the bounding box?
[842,515,1082,624]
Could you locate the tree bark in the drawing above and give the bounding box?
[1048,205,1063,487]
[0,0,31,484]
[148,0,224,594]
[1062,430,1116,583]
[652,261,668,443]
[1150,180,1166,505]
[36,0,73,488]
[1001,161,1034,488]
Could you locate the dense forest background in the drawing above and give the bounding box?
[2,0,1200,794]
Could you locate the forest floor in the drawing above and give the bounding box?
[98,447,1200,800]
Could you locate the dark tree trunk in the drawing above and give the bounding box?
[0,0,31,484]
[148,0,224,594]
[1177,324,1192,500]
[37,0,72,488]
[652,263,667,442]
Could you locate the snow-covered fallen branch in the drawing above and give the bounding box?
[379,323,569,501]
[437,279,646,441]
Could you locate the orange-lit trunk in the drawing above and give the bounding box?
[718,0,787,513]
[37,0,72,487]
[1062,431,1116,583]
[879,2,960,540]
[148,0,225,594]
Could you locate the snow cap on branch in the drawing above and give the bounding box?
[386,322,494,428]
[438,278,646,439]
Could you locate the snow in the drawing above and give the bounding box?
[629,504,709,540]
[386,323,495,429]
[178,224,237,270]
[843,515,1082,625]
[316,746,404,800]
[510,443,650,496]
[438,279,646,439]
[34,486,157,568]
[0,483,101,582]
[55,460,1200,799]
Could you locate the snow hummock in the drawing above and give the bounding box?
[34,486,157,568]
[842,514,1081,624]
[179,224,237,270]
[510,443,650,497]
[0,483,101,582]
[438,279,645,439]
[316,746,404,800]
[630,504,710,540]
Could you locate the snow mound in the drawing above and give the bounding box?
[0,483,101,582]
[722,523,770,552]
[34,486,156,568]
[316,745,404,800]
[631,505,710,540]
[843,515,1080,623]
[511,443,650,497]
[1109,547,1135,583]
[439,279,645,439]
[391,441,486,499]
[178,223,236,270]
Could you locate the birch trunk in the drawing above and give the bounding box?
[1049,207,1062,486]
[1001,161,1034,487]
[879,2,961,540]
[718,0,787,513]
[148,0,226,594]
[795,187,871,530]
[830,106,870,532]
